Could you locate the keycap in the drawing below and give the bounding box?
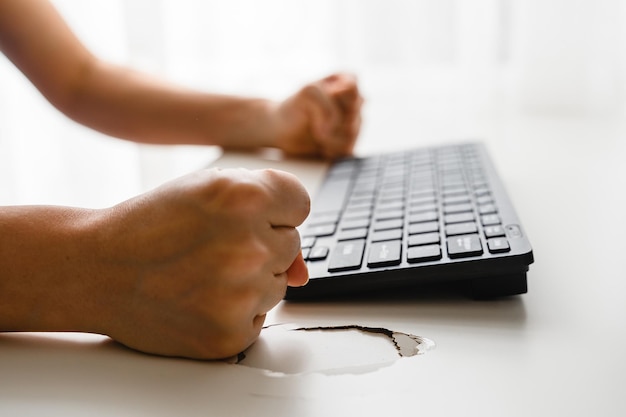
[476,195,493,205]
[409,202,438,213]
[408,211,438,224]
[300,236,316,249]
[407,245,442,263]
[337,228,368,241]
[487,237,510,253]
[409,221,439,234]
[443,203,473,214]
[342,209,372,221]
[340,218,370,230]
[308,246,330,261]
[374,209,404,221]
[375,201,404,212]
[367,240,402,267]
[478,204,497,214]
[481,214,501,226]
[447,234,483,258]
[374,218,404,231]
[443,195,470,205]
[408,232,440,246]
[445,222,478,236]
[483,225,505,238]
[328,239,366,272]
[304,223,336,237]
[444,212,474,224]
[371,229,403,242]
[307,211,340,226]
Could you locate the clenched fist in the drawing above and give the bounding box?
[0,168,310,360]
[98,168,310,359]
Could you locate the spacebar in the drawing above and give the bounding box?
[328,239,365,272]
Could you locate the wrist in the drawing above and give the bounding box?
[208,97,281,150]
[0,206,113,334]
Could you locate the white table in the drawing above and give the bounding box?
[1,104,625,416]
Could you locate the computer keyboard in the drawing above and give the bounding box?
[286,142,534,300]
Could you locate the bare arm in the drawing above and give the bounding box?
[0,0,362,157]
[0,168,310,359]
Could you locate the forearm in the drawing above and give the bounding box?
[0,0,281,149]
[0,206,110,334]
[60,60,281,148]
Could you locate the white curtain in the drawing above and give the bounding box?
[1,0,624,207]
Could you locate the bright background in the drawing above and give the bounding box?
[1,0,624,207]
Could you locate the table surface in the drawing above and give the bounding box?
[1,99,625,416]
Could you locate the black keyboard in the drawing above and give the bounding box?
[286,142,534,300]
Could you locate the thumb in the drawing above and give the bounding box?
[286,251,309,287]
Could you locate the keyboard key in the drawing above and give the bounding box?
[447,234,483,258]
[483,225,505,238]
[367,240,402,267]
[408,232,440,246]
[409,202,438,213]
[443,203,473,214]
[375,201,404,212]
[408,211,438,224]
[481,214,501,226]
[374,218,404,231]
[340,218,370,230]
[307,211,340,226]
[478,204,497,214]
[308,246,329,261]
[305,223,336,237]
[474,187,490,197]
[348,195,374,206]
[487,237,510,253]
[328,239,366,272]
[443,195,470,205]
[345,202,374,212]
[442,186,468,197]
[409,221,439,234]
[409,190,436,200]
[445,222,478,236]
[374,209,404,221]
[444,212,474,224]
[337,228,368,241]
[342,208,372,221]
[407,245,442,263]
[371,229,403,242]
[301,236,316,249]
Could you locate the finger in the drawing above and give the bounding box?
[256,169,310,228]
[255,268,290,317]
[330,102,362,158]
[302,82,341,142]
[265,225,302,275]
[325,73,360,110]
[318,75,363,158]
[254,250,307,317]
[286,251,309,287]
[256,243,306,315]
[323,73,361,118]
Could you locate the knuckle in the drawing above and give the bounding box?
[300,84,320,99]
[211,169,270,213]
